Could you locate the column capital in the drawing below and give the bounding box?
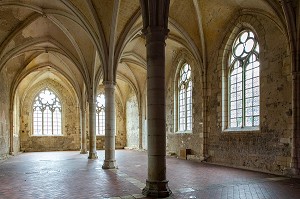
[140,0,170,30]
[103,81,116,87]
[142,26,169,43]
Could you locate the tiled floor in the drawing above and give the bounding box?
[0,150,299,199]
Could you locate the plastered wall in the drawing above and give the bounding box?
[126,91,139,149]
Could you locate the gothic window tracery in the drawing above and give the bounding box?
[33,88,62,135]
[229,30,260,128]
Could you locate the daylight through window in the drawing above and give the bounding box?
[229,30,260,128]
[33,88,62,135]
[96,93,105,135]
[178,63,192,131]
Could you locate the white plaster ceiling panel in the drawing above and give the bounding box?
[3,17,77,58]
[122,36,145,60]
[116,0,140,42]
[91,0,114,43]
[55,15,96,71]
[117,62,136,84]
[165,38,185,81]
[169,0,201,51]
[116,78,132,105]
[125,62,146,93]
[69,0,98,32]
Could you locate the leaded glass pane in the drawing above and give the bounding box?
[230,110,236,118]
[237,100,242,109]
[253,106,259,115]
[231,119,237,127]
[253,97,259,106]
[237,118,242,127]
[246,117,252,126]
[254,116,260,126]
[237,109,242,117]
[246,107,252,116]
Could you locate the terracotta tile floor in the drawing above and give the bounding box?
[0,150,299,199]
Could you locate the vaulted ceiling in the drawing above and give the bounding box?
[0,0,286,107]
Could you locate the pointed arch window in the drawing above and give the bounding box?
[33,88,62,135]
[96,93,105,135]
[229,30,260,128]
[178,63,192,131]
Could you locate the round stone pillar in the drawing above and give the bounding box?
[142,28,171,197]
[88,97,98,159]
[80,106,87,154]
[102,81,117,169]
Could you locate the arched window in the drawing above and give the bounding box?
[96,93,105,135]
[178,63,192,131]
[33,88,62,135]
[229,30,260,128]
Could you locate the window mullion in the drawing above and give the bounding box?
[185,86,187,131]
[51,109,54,135]
[42,109,44,135]
[242,62,246,128]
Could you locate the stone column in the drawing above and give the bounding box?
[139,102,143,149]
[88,95,98,159]
[281,0,300,175]
[291,72,300,173]
[9,108,14,155]
[140,1,171,197]
[102,81,117,169]
[80,105,87,154]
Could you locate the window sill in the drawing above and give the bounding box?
[96,135,117,137]
[31,135,64,137]
[223,126,260,133]
[175,130,193,134]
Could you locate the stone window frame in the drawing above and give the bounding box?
[228,29,260,129]
[31,87,64,136]
[219,15,266,133]
[174,58,194,134]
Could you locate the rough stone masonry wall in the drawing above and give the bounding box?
[20,79,81,151]
[0,67,10,159]
[207,14,292,175]
[166,50,204,159]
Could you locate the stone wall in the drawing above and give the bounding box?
[0,68,10,159]
[20,79,81,151]
[206,14,292,174]
[126,91,139,149]
[166,49,204,159]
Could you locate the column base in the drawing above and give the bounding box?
[102,160,118,169]
[80,150,88,154]
[142,180,172,198]
[88,152,98,159]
